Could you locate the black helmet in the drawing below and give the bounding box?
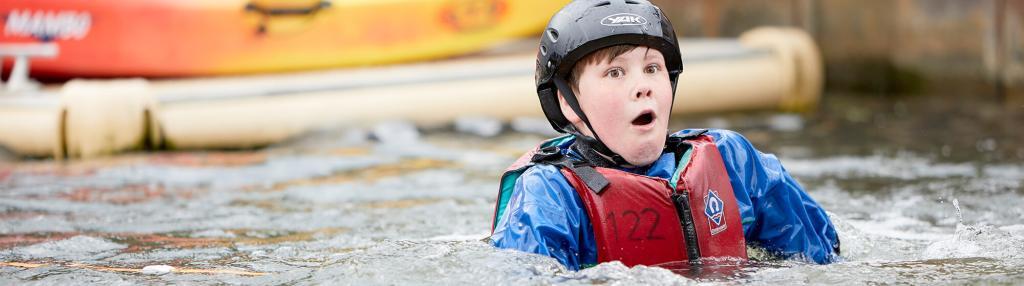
[535,0,683,164]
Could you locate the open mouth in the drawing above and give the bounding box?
[632,111,655,126]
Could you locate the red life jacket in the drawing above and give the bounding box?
[491,132,747,267]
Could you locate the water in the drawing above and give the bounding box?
[0,93,1022,285]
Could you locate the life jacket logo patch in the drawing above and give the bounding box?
[704,189,727,235]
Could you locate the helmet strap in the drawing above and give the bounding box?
[552,78,632,167]
[668,74,679,120]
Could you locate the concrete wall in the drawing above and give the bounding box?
[652,0,1024,97]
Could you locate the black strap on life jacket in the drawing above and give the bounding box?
[664,129,707,163]
[569,134,622,169]
[672,191,702,262]
[530,129,709,196]
[530,146,610,194]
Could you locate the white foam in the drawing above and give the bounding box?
[13,235,125,261]
[141,265,174,275]
[921,223,1024,260]
[846,215,948,241]
[427,232,489,241]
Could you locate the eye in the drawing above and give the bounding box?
[645,64,661,74]
[605,68,624,78]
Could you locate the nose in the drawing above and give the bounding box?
[633,83,652,100]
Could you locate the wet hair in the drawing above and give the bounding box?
[567,44,640,92]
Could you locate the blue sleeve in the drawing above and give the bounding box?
[489,164,598,270]
[703,129,841,264]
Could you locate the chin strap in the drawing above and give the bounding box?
[552,78,632,167]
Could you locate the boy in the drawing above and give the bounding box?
[489,0,840,271]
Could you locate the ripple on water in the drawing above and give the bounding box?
[7,236,124,262]
[278,170,488,204]
[309,240,565,285]
[565,262,699,285]
[92,155,390,190]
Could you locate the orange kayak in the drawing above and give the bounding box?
[0,0,566,78]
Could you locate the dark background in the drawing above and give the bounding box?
[652,0,1023,99]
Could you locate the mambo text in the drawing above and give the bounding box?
[4,10,92,41]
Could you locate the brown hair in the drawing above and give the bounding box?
[567,44,640,92]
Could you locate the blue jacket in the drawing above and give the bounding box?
[490,129,840,270]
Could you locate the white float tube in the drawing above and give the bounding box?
[0,27,822,158]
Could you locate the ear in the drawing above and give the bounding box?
[557,90,582,127]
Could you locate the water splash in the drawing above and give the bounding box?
[921,199,1024,261]
[952,198,963,226]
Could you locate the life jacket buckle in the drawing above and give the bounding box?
[531,146,562,163]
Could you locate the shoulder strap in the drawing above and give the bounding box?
[531,146,610,194]
[664,129,706,164]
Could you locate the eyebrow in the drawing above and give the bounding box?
[607,56,627,65]
[644,49,660,60]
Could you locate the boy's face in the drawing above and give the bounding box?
[559,47,673,167]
